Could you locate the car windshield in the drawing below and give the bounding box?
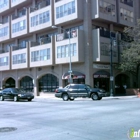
[64,85,70,89]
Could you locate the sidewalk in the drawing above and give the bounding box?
[35,93,138,100]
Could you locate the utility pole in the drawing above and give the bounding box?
[110,32,114,96]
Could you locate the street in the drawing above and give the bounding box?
[0,96,139,140]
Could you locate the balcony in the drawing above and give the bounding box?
[0,0,10,13]
[11,44,29,69]
[29,36,53,67]
[29,3,52,33]
[11,15,28,38]
[120,0,133,7]
[11,0,27,7]
[92,28,118,63]
[30,0,50,13]
[118,3,134,27]
[55,29,84,64]
[54,0,83,25]
[0,49,9,54]
[92,0,117,22]
[0,22,10,42]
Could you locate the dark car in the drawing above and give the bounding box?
[55,84,106,101]
[0,88,34,102]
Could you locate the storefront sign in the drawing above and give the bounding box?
[93,64,110,69]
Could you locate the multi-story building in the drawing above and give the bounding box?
[0,0,139,96]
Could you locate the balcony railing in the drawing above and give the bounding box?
[31,37,51,47]
[56,30,77,42]
[30,0,50,13]
[120,0,133,7]
[12,45,26,51]
[12,11,26,20]
[100,29,115,38]
[0,50,9,54]
[55,0,63,2]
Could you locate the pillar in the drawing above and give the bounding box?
[58,65,64,88]
[83,0,93,86]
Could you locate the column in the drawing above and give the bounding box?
[58,65,63,88]
[83,0,93,86]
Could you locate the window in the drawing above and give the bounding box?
[57,43,77,58]
[0,56,8,66]
[0,26,9,37]
[31,11,50,27]
[70,84,78,89]
[79,84,86,89]
[99,1,115,17]
[31,49,50,62]
[0,0,8,9]
[56,0,75,19]
[12,20,26,33]
[120,8,133,22]
[12,53,26,64]
[100,42,110,56]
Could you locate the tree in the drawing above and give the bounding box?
[118,19,140,86]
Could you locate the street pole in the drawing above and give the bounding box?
[110,32,113,96]
[68,29,72,83]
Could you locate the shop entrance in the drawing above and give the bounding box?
[93,70,110,92]
[20,76,33,92]
[115,74,130,95]
[94,78,109,91]
[5,77,15,88]
[38,74,59,92]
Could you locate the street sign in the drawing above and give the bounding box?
[68,70,72,73]
[110,76,114,81]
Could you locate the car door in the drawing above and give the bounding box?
[2,88,11,99]
[78,84,88,97]
[67,84,79,97]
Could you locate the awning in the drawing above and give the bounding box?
[93,70,110,78]
[62,71,85,79]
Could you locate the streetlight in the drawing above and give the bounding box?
[52,25,73,83]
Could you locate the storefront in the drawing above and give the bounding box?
[93,70,110,91]
[38,74,59,92]
[62,71,85,86]
[20,76,33,92]
[5,77,15,88]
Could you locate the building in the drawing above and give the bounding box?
[0,0,139,96]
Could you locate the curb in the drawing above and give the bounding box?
[35,94,137,100]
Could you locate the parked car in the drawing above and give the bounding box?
[55,84,106,101]
[0,88,34,102]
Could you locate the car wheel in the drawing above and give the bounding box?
[0,96,4,101]
[62,94,69,101]
[14,96,18,102]
[28,99,32,101]
[69,98,74,101]
[98,97,102,100]
[91,93,99,100]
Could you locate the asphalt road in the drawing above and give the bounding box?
[0,97,139,140]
